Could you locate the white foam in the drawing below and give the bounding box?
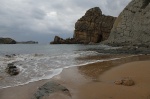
[0,68,63,89]
[0,52,141,89]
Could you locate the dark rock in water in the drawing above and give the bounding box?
[50,36,81,44]
[5,54,16,58]
[114,77,135,86]
[50,36,64,44]
[32,81,71,99]
[0,37,16,44]
[6,63,19,76]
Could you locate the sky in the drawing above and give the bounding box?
[0,0,131,44]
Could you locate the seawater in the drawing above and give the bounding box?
[0,44,118,89]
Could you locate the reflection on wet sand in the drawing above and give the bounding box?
[77,54,150,80]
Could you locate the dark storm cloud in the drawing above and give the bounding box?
[0,0,131,43]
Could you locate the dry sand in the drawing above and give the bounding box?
[0,54,150,99]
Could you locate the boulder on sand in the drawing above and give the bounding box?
[33,81,71,99]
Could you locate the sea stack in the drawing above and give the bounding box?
[50,7,116,44]
[74,7,116,44]
[104,0,150,47]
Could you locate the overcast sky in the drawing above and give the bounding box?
[0,0,131,44]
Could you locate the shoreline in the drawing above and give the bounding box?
[0,54,146,89]
[0,54,150,99]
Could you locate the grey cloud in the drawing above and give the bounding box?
[0,0,131,43]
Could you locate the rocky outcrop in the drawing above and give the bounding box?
[104,0,150,46]
[17,41,38,44]
[50,7,116,44]
[0,37,16,44]
[5,63,19,76]
[74,7,116,43]
[50,36,81,44]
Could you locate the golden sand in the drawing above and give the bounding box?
[0,55,150,99]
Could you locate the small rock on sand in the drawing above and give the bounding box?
[114,77,135,86]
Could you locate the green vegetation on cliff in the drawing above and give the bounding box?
[0,38,16,44]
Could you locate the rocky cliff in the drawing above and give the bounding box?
[50,7,116,44]
[104,0,150,46]
[0,38,16,44]
[74,7,116,43]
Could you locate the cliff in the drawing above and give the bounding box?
[0,38,16,44]
[104,0,150,47]
[50,7,116,44]
[74,7,116,44]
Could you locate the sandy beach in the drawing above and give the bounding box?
[0,54,150,99]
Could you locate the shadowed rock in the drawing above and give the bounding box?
[5,54,16,58]
[32,81,71,99]
[5,63,19,76]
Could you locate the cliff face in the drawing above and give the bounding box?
[105,0,150,46]
[0,38,16,44]
[74,7,116,43]
[50,7,116,44]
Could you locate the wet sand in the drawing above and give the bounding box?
[0,54,150,99]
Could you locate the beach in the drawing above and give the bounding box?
[0,54,150,99]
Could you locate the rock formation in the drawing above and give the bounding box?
[5,63,19,76]
[50,7,116,44]
[33,81,71,99]
[0,37,16,44]
[74,7,116,43]
[17,41,38,44]
[104,0,150,46]
[50,36,80,44]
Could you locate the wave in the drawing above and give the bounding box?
[0,51,138,89]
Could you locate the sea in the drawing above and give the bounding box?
[0,44,119,89]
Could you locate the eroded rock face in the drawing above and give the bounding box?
[74,7,116,43]
[0,38,16,44]
[105,0,150,46]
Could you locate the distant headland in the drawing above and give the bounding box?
[0,37,38,44]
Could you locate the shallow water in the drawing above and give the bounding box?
[0,44,119,89]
